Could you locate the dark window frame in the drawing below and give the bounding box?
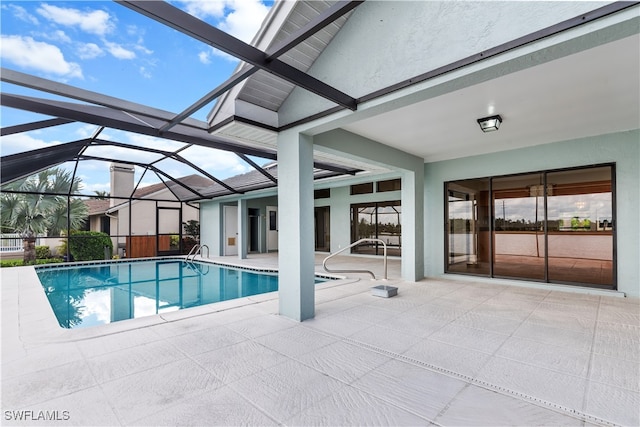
[444,163,616,290]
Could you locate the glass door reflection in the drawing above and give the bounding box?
[492,173,546,281]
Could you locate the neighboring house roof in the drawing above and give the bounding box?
[105,174,215,213]
[133,174,215,199]
[199,162,340,199]
[85,199,110,216]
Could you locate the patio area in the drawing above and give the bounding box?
[1,254,638,426]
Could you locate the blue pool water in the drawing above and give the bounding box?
[37,259,324,329]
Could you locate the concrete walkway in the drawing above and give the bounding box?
[1,255,638,426]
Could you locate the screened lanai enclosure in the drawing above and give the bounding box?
[0,1,367,260]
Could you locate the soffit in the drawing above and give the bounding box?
[215,120,390,175]
[341,34,640,163]
[237,1,352,112]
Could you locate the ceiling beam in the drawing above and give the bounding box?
[0,117,75,136]
[235,153,277,184]
[1,93,278,160]
[0,139,89,185]
[91,139,240,194]
[80,154,204,199]
[159,65,258,133]
[117,0,357,111]
[150,168,204,200]
[312,161,358,175]
[1,67,208,132]
[265,0,364,60]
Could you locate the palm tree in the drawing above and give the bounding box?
[94,190,110,199]
[1,168,88,263]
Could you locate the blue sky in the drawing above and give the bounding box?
[1,0,273,194]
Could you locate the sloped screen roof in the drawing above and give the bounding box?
[1,140,87,185]
[0,1,364,201]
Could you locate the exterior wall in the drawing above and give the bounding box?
[315,184,401,254]
[200,202,222,256]
[200,196,278,256]
[199,179,403,256]
[424,130,640,297]
[279,1,609,125]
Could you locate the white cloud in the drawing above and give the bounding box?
[181,0,269,63]
[104,41,136,60]
[134,44,153,56]
[198,51,211,64]
[80,181,111,194]
[75,124,102,139]
[179,0,227,19]
[0,35,83,79]
[0,134,62,156]
[124,133,187,153]
[34,29,72,44]
[51,30,71,43]
[219,0,269,43]
[180,146,251,178]
[77,42,104,60]
[179,0,269,42]
[139,66,152,79]
[4,4,39,25]
[37,4,115,36]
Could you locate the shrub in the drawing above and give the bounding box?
[68,231,113,261]
[0,258,63,268]
[35,245,51,259]
[183,220,200,240]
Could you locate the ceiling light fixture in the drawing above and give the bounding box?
[477,115,502,132]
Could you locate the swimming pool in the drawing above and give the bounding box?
[36,259,325,329]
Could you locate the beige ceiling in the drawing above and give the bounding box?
[341,34,640,163]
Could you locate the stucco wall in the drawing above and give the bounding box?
[198,182,403,256]
[279,1,609,125]
[200,196,278,256]
[424,130,640,296]
[200,202,221,256]
[315,185,402,254]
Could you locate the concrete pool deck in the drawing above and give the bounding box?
[1,254,639,426]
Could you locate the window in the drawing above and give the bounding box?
[314,206,330,252]
[269,210,277,231]
[377,179,401,192]
[445,165,615,289]
[314,188,330,199]
[100,216,111,234]
[350,182,373,195]
[351,201,401,256]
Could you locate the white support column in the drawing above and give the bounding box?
[238,198,248,259]
[277,130,316,321]
[401,168,425,281]
[314,129,425,283]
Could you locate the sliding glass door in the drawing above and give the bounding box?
[446,179,490,275]
[351,201,401,256]
[445,164,615,289]
[546,166,614,285]
[492,173,546,281]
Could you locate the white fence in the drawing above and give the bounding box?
[0,234,42,252]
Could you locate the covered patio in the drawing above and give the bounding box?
[2,254,638,426]
[2,1,639,425]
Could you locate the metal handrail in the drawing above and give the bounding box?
[200,244,209,258]
[186,244,200,260]
[323,238,387,280]
[186,244,209,262]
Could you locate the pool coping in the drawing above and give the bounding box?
[10,256,358,344]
